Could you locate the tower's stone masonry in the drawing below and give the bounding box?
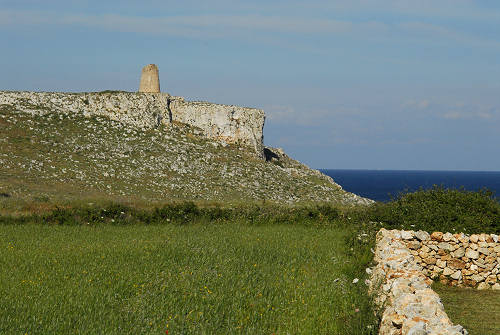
[139,64,160,93]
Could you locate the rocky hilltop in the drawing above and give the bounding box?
[0,91,265,155]
[0,90,371,206]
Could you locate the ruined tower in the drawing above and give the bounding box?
[139,64,160,93]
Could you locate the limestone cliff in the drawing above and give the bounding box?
[0,91,265,155]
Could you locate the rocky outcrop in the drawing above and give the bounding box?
[169,96,265,156]
[0,91,265,155]
[264,146,374,205]
[371,229,468,335]
[0,99,373,205]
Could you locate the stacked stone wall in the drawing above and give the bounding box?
[402,230,500,289]
[372,228,500,335]
[372,229,469,335]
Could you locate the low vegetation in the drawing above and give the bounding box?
[360,186,500,234]
[433,282,500,335]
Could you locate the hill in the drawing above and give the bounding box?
[0,91,371,212]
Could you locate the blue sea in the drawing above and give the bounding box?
[320,170,500,203]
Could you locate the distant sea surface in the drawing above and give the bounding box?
[320,170,500,203]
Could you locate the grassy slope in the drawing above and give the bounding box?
[0,103,363,215]
[433,283,500,335]
[0,223,378,334]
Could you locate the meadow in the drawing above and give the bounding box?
[0,217,378,334]
[433,283,500,335]
[1,186,499,334]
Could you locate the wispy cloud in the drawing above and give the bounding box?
[1,9,499,49]
[265,104,361,126]
[443,109,497,120]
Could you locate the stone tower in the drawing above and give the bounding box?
[139,64,160,93]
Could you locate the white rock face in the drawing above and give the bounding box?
[0,91,265,155]
[169,97,265,155]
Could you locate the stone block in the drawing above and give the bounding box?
[408,241,421,250]
[423,257,437,265]
[485,256,496,264]
[443,267,454,276]
[438,242,453,252]
[470,274,485,282]
[401,230,414,240]
[436,259,446,268]
[465,249,479,259]
[419,251,429,259]
[470,234,479,243]
[485,275,497,284]
[458,235,470,243]
[448,259,466,270]
[477,282,490,290]
[415,230,430,241]
[450,270,462,280]
[452,247,465,258]
[428,244,439,251]
[420,245,430,253]
[431,232,443,241]
[442,232,453,242]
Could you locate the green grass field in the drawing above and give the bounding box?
[433,283,500,335]
[0,222,378,334]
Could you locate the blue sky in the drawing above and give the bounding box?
[1,1,499,170]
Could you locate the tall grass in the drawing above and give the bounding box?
[0,223,378,334]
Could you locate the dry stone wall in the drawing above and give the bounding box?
[371,229,469,335]
[0,91,265,155]
[402,230,500,290]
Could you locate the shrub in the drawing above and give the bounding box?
[367,186,500,234]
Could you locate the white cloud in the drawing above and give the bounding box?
[1,8,499,49]
[265,104,360,126]
[292,0,500,21]
[443,107,498,120]
[404,99,431,110]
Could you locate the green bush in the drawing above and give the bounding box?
[367,186,500,234]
